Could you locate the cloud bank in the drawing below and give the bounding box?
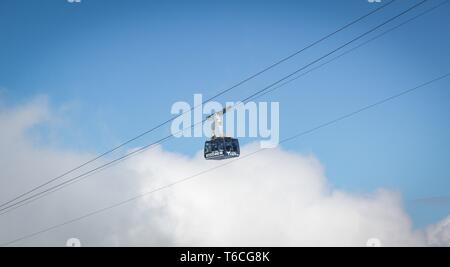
[0,97,449,246]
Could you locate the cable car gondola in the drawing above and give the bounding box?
[204,137,240,160]
[204,106,240,160]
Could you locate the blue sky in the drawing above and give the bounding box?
[1,0,449,228]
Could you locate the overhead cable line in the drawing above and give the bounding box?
[0,0,398,211]
[2,71,449,247]
[250,0,450,101]
[3,0,447,217]
[0,0,428,215]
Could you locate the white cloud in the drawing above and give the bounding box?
[426,215,450,247]
[0,96,448,246]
